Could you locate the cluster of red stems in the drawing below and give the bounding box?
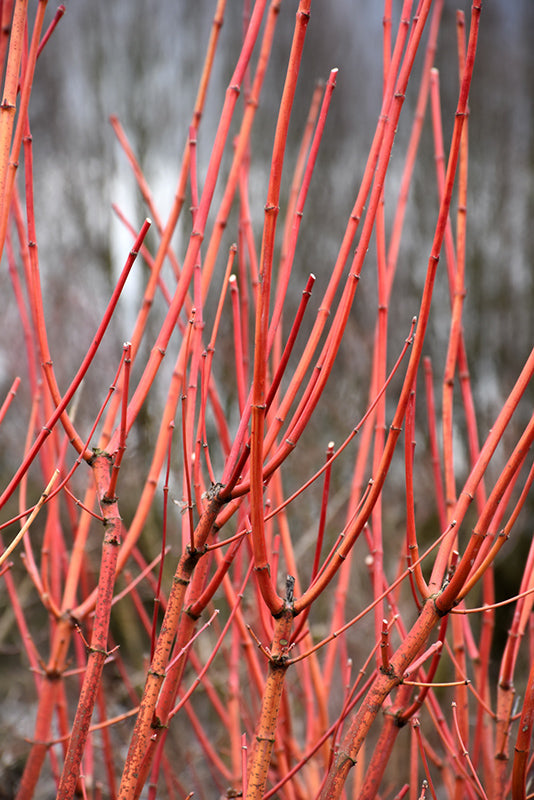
[1,0,533,799]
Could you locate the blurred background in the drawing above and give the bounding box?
[18,0,533,598]
[0,0,533,795]
[21,0,534,391]
[5,0,529,482]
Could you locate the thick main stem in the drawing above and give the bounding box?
[117,491,224,800]
[319,601,438,799]
[57,454,122,800]
[246,607,294,800]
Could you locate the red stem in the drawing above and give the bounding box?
[107,0,269,456]
[0,219,151,512]
[104,341,132,501]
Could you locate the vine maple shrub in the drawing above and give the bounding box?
[1,1,533,799]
